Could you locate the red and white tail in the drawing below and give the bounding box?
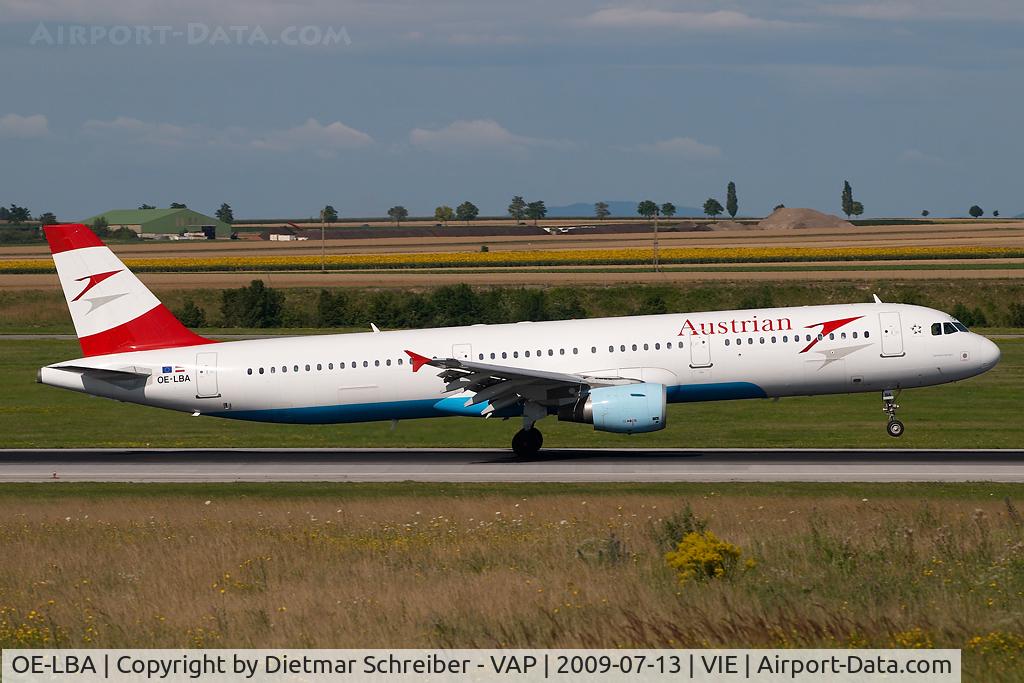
[45,224,213,357]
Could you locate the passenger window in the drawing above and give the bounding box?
[931,323,942,336]
[329,363,334,369]
[573,348,578,354]
[655,343,660,350]
[513,351,518,358]
[591,346,597,353]
[258,367,264,374]
[643,343,649,351]
[317,363,322,371]
[943,322,957,335]
[525,350,531,357]
[620,345,625,352]
[632,344,637,351]
[760,337,765,344]
[771,336,777,343]
[560,349,565,355]
[548,349,554,356]
[609,345,614,352]
[363,361,368,367]
[306,364,311,371]
[782,336,788,342]
[490,353,496,359]
[725,339,730,346]
[840,332,846,340]
[748,337,753,345]
[270,367,276,374]
[398,358,403,365]
[374,360,380,367]
[282,366,287,373]
[293,365,299,372]
[828,333,834,340]
[864,331,870,338]
[247,368,252,375]
[386,359,392,366]
[502,352,507,359]
[852,332,857,339]
[478,353,484,360]
[736,338,742,346]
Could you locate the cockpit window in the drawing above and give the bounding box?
[943,322,957,335]
[953,322,969,332]
[931,323,942,336]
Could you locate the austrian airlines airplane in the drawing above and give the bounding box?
[39,224,1001,456]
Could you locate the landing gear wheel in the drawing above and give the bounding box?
[511,427,543,457]
[887,419,905,438]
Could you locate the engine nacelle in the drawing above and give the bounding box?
[557,383,667,434]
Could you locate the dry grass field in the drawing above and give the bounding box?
[1,485,1022,680]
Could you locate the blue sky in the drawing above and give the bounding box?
[1,1,1021,219]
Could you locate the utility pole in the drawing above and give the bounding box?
[320,209,326,272]
[653,207,660,272]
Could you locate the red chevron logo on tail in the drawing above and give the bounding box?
[71,270,122,302]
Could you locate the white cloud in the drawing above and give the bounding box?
[581,8,806,31]
[0,113,49,138]
[82,116,371,156]
[409,119,563,156]
[83,116,197,146]
[632,136,722,160]
[249,118,372,156]
[899,148,944,165]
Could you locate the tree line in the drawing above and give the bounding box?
[181,279,1024,331]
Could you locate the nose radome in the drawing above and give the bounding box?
[978,336,1001,368]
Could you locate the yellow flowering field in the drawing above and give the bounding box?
[2,245,1023,273]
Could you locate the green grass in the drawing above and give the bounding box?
[2,338,1021,449]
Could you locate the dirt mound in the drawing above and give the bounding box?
[758,208,854,230]
[708,220,748,231]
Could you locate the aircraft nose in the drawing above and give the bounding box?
[977,336,1001,369]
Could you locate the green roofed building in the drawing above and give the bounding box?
[82,208,232,239]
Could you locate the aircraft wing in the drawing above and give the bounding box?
[405,349,638,415]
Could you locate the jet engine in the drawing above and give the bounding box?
[557,383,666,434]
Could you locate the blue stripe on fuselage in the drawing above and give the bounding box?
[208,381,766,425]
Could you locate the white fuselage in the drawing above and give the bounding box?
[39,303,1000,425]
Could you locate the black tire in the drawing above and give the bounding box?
[887,419,905,438]
[512,428,543,457]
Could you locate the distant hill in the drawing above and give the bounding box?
[1016,212,1024,218]
[546,200,703,218]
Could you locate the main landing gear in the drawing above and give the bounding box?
[511,402,546,457]
[883,389,904,438]
[511,427,544,457]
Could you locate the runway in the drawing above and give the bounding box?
[1,448,1022,482]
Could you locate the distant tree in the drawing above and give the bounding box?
[456,201,480,225]
[637,200,659,221]
[726,181,738,218]
[594,201,610,220]
[387,205,409,225]
[969,205,984,218]
[0,206,9,221]
[138,204,156,210]
[850,201,864,218]
[7,204,31,223]
[993,210,1000,217]
[176,298,207,328]
[434,205,454,226]
[525,200,547,226]
[703,198,724,218]
[841,180,854,218]
[220,279,283,328]
[921,209,930,217]
[38,212,57,225]
[773,203,786,211]
[170,202,187,209]
[216,203,234,224]
[951,302,988,328]
[90,216,110,237]
[507,195,527,222]
[660,202,677,219]
[321,205,338,223]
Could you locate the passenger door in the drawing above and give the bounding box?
[879,312,905,357]
[195,352,220,398]
[452,343,473,361]
[689,335,712,368]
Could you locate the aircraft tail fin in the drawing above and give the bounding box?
[44,223,214,357]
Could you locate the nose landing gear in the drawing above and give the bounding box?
[883,389,904,438]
